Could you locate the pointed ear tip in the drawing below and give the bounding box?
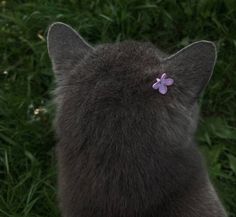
[47,22,70,37]
[197,40,217,53]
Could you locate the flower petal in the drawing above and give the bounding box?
[152,82,161,90]
[159,84,167,94]
[163,78,174,86]
[161,73,167,80]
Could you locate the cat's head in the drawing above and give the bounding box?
[47,23,216,149]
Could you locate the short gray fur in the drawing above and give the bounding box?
[47,22,227,217]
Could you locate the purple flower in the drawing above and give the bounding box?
[152,73,174,94]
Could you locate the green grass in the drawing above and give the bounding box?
[0,0,236,216]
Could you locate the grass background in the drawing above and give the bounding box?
[0,0,236,216]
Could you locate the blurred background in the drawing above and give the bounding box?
[0,0,236,216]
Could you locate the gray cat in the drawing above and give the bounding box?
[47,22,227,217]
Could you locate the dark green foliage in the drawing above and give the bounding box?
[0,0,235,216]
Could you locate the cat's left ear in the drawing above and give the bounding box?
[162,41,217,99]
[47,22,93,78]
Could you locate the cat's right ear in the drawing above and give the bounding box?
[47,22,93,80]
[161,41,216,101]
